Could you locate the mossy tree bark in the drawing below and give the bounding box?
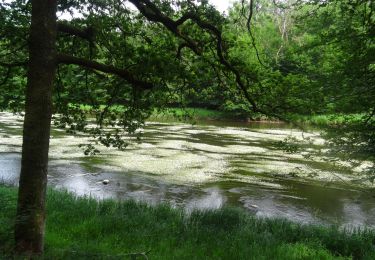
[14,0,57,255]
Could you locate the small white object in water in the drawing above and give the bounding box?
[102,179,109,185]
[250,204,258,208]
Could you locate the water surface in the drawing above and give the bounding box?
[1,112,374,228]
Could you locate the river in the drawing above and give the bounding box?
[1,112,374,228]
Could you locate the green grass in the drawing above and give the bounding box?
[1,185,374,259]
[67,104,245,122]
[291,114,365,127]
[69,104,366,126]
[70,104,227,120]
[69,103,265,122]
[149,107,230,122]
[149,107,271,122]
[150,110,368,126]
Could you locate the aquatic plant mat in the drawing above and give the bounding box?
[1,186,374,259]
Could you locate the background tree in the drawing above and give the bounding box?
[280,0,374,168]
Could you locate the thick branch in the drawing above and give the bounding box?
[129,0,259,112]
[185,15,259,111]
[57,22,95,42]
[0,60,28,67]
[128,0,201,54]
[57,54,154,90]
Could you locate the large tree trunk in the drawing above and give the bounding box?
[14,0,57,255]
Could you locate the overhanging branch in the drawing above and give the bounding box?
[128,0,201,54]
[0,61,28,67]
[129,0,259,112]
[57,53,154,90]
[57,22,95,42]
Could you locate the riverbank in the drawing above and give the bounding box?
[1,186,374,259]
[149,107,253,122]
[17,105,361,125]
[150,107,281,123]
[291,114,365,127]
[150,108,365,127]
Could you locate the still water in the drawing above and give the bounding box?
[1,112,374,228]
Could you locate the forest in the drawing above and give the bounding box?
[0,0,374,258]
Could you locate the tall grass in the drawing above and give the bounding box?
[292,114,365,127]
[66,105,239,122]
[1,185,374,259]
[149,107,231,122]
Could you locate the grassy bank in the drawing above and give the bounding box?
[67,105,252,122]
[149,107,229,122]
[29,103,369,126]
[149,107,271,122]
[291,114,365,127]
[58,104,365,125]
[76,103,268,122]
[150,109,366,126]
[1,186,374,259]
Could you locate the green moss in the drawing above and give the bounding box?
[1,185,374,259]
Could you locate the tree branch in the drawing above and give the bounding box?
[129,0,260,112]
[57,54,154,90]
[0,60,28,67]
[183,14,260,111]
[128,0,201,54]
[57,22,95,42]
[246,0,267,68]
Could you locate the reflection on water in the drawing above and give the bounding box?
[186,188,226,211]
[1,112,375,228]
[0,153,20,184]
